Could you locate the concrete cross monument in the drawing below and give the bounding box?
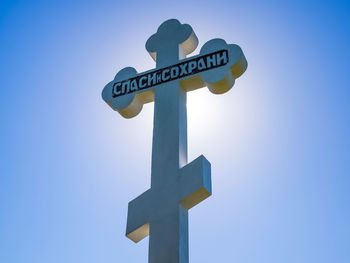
[102,19,247,263]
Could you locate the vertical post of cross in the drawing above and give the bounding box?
[145,19,199,263]
[150,44,187,188]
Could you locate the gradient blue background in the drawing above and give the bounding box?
[1,0,349,262]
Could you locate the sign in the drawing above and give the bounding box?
[111,49,228,98]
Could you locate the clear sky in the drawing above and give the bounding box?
[1,0,349,262]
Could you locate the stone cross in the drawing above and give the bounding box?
[102,19,247,263]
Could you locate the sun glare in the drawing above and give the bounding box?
[187,88,227,156]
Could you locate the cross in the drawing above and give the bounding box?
[102,19,247,263]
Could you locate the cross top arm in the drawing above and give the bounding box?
[145,19,198,62]
[101,20,247,119]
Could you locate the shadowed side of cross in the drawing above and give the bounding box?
[102,19,247,263]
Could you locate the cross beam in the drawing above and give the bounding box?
[127,155,211,262]
[102,19,247,263]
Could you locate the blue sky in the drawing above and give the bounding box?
[1,0,349,262]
